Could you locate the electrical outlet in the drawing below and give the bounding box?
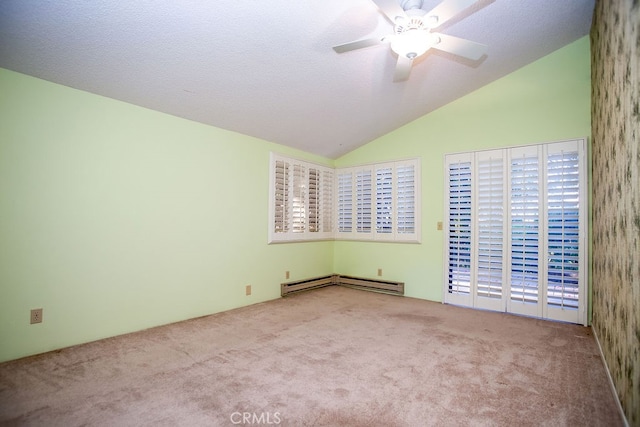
[30,308,43,324]
[377,268,382,276]
[285,271,290,280]
[437,221,443,231]
[245,285,252,296]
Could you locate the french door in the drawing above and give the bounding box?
[444,139,587,325]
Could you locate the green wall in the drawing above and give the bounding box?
[334,36,591,302]
[0,35,591,363]
[0,68,334,363]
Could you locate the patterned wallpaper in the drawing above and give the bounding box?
[591,0,640,424]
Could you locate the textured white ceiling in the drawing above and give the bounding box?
[0,0,594,158]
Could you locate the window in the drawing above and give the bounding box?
[269,154,334,242]
[335,159,420,242]
[269,154,420,243]
[444,139,587,325]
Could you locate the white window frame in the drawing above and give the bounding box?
[269,154,421,244]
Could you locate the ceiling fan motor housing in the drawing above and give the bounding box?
[400,0,424,11]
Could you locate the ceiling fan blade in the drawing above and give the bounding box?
[425,0,480,27]
[333,37,386,53]
[393,54,413,82]
[433,33,487,60]
[371,0,408,24]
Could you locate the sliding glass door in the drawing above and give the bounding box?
[444,139,587,325]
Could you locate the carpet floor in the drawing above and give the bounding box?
[0,286,624,426]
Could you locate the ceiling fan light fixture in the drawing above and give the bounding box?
[390,30,433,59]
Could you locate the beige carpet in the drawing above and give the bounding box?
[0,286,624,426]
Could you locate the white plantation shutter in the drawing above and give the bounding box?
[308,168,319,232]
[292,163,306,233]
[510,154,540,302]
[511,157,540,302]
[444,139,586,325]
[446,155,473,302]
[337,171,353,234]
[393,160,420,241]
[273,160,289,234]
[546,144,581,314]
[269,153,334,242]
[396,163,416,234]
[376,167,393,235]
[508,146,542,318]
[475,151,505,309]
[356,169,373,233]
[321,170,334,233]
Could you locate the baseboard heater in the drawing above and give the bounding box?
[337,274,404,295]
[281,274,404,297]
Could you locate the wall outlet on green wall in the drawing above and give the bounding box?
[30,308,43,324]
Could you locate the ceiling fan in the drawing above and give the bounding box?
[333,0,488,82]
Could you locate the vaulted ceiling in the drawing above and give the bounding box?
[0,0,594,158]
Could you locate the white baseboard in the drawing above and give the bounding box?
[591,325,629,427]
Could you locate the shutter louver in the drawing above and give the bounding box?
[396,164,415,234]
[476,157,503,299]
[356,170,372,233]
[376,167,393,234]
[448,161,472,295]
[510,155,540,304]
[546,151,580,310]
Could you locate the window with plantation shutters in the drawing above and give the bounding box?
[444,139,586,325]
[269,154,420,243]
[269,154,334,242]
[335,159,421,243]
